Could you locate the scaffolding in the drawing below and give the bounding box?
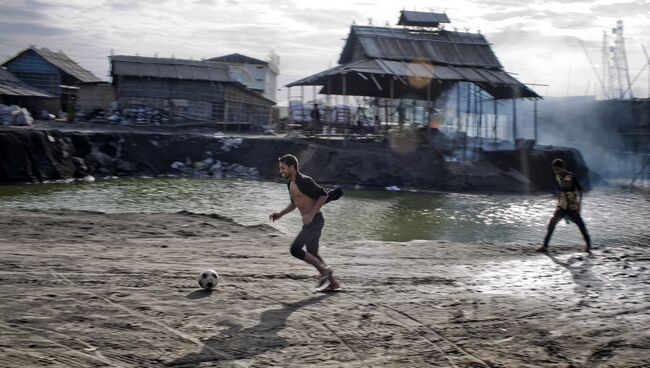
[607,20,634,99]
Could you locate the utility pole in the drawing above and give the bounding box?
[581,41,606,99]
[641,45,650,98]
[601,31,610,99]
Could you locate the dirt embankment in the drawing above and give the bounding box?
[0,122,590,192]
[0,208,648,367]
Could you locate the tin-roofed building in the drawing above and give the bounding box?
[2,46,101,115]
[290,17,538,100]
[110,55,274,127]
[208,52,279,102]
[288,10,541,146]
[0,67,57,115]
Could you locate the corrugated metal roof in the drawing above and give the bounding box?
[287,58,539,99]
[289,18,539,100]
[31,47,101,83]
[397,10,450,27]
[339,26,501,68]
[110,55,233,82]
[0,68,54,97]
[208,53,268,65]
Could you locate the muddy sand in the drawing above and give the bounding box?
[1,208,648,367]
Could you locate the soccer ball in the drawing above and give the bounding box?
[198,269,220,290]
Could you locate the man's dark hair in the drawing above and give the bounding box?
[552,158,565,168]
[278,154,299,170]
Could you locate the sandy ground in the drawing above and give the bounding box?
[0,208,649,368]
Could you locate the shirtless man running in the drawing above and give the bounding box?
[269,154,341,291]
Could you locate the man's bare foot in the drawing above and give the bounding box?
[328,276,340,290]
[317,268,333,288]
[316,275,341,292]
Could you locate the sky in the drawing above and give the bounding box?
[1,0,649,102]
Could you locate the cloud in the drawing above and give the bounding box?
[0,22,72,36]
[105,0,172,11]
[25,0,61,8]
[0,5,48,20]
[551,14,598,30]
[283,8,364,29]
[484,27,606,95]
[591,0,650,17]
[482,9,537,22]
[482,8,597,30]
[106,0,141,11]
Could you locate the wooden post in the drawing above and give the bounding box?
[390,77,394,126]
[477,89,482,149]
[456,82,461,132]
[312,85,317,136]
[287,86,291,122]
[533,98,538,145]
[384,97,388,130]
[342,72,347,138]
[426,81,432,136]
[412,99,416,127]
[512,98,517,148]
[464,83,471,161]
[326,77,331,126]
[493,99,498,147]
[224,100,229,131]
[473,86,478,147]
[300,85,304,124]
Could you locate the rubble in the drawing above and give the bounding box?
[221,137,243,151]
[169,156,259,179]
[76,101,171,125]
[0,104,33,126]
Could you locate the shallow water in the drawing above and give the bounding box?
[0,178,647,246]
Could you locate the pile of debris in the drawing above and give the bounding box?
[169,151,259,179]
[77,101,171,125]
[0,104,33,126]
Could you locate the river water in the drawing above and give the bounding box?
[0,178,647,247]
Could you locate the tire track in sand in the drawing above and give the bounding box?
[318,287,494,368]
[50,271,247,367]
[234,285,372,368]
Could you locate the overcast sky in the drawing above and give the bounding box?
[1,0,649,101]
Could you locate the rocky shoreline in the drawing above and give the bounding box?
[0,122,591,193]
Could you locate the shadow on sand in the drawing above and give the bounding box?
[167,293,332,366]
[186,289,213,300]
[546,252,602,305]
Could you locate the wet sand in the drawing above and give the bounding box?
[0,208,648,367]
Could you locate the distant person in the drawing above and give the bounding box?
[310,103,320,135]
[269,154,343,291]
[397,100,406,129]
[538,159,592,253]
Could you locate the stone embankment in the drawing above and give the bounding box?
[0,124,590,193]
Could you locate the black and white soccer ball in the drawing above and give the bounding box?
[198,269,220,290]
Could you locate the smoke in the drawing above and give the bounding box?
[531,96,649,181]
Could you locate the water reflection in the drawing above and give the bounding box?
[0,178,647,246]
